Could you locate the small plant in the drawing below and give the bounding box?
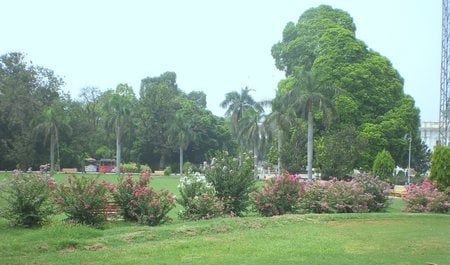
[121,162,138,173]
[140,164,151,173]
[254,174,303,217]
[402,179,450,213]
[164,166,172,176]
[177,174,223,220]
[0,171,55,227]
[55,175,113,226]
[205,151,256,216]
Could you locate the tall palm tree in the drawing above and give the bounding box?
[287,71,334,179]
[264,94,295,176]
[169,101,198,175]
[34,103,71,172]
[220,87,263,156]
[104,84,134,174]
[238,108,268,177]
[221,87,263,135]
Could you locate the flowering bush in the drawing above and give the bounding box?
[0,171,55,227]
[205,151,256,216]
[55,175,112,226]
[113,173,149,221]
[298,180,330,213]
[177,174,223,220]
[254,175,303,217]
[352,173,391,212]
[133,187,176,226]
[402,179,450,213]
[113,172,176,225]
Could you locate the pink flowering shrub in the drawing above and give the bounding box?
[0,170,55,227]
[299,174,390,214]
[254,175,303,217]
[133,186,176,226]
[402,179,450,213]
[113,173,149,221]
[112,172,176,225]
[177,175,224,220]
[55,175,111,226]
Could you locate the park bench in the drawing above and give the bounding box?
[61,168,77,173]
[390,185,407,197]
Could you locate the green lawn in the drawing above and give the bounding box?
[0,172,449,264]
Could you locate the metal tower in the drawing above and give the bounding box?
[439,0,450,145]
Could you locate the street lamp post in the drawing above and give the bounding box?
[406,133,412,184]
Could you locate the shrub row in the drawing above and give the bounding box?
[254,173,391,217]
[0,171,175,227]
[402,179,449,213]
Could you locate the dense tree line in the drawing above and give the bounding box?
[0,5,431,177]
[0,54,233,171]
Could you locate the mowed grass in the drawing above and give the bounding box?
[0,172,449,264]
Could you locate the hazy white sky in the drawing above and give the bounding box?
[1,0,441,122]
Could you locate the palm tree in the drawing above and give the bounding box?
[264,94,295,176]
[287,71,334,179]
[169,101,198,175]
[34,103,71,172]
[220,87,263,135]
[220,87,263,157]
[104,84,134,174]
[238,108,268,177]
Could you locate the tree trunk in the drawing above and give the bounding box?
[50,132,55,172]
[254,146,258,178]
[116,125,121,174]
[179,145,183,175]
[277,128,282,177]
[159,154,165,170]
[307,110,314,180]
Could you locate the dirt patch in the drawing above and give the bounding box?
[84,243,108,251]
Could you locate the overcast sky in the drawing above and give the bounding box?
[1,0,441,122]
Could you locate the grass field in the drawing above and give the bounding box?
[0,172,449,264]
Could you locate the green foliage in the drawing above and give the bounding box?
[121,162,138,173]
[177,175,224,220]
[372,150,395,180]
[429,145,450,191]
[0,171,55,227]
[164,166,172,176]
[402,179,449,213]
[55,175,112,226]
[254,175,303,217]
[205,151,256,216]
[140,164,151,173]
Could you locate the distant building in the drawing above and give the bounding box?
[420,121,441,151]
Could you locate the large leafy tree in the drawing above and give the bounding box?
[0,52,63,169]
[272,5,423,173]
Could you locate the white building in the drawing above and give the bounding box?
[419,121,441,151]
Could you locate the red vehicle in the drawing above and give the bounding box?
[98,159,115,173]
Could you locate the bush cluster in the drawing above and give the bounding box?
[54,175,113,226]
[113,172,175,226]
[254,173,391,217]
[177,174,224,220]
[254,175,303,216]
[121,163,152,173]
[0,171,55,227]
[205,151,256,216]
[402,179,450,213]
